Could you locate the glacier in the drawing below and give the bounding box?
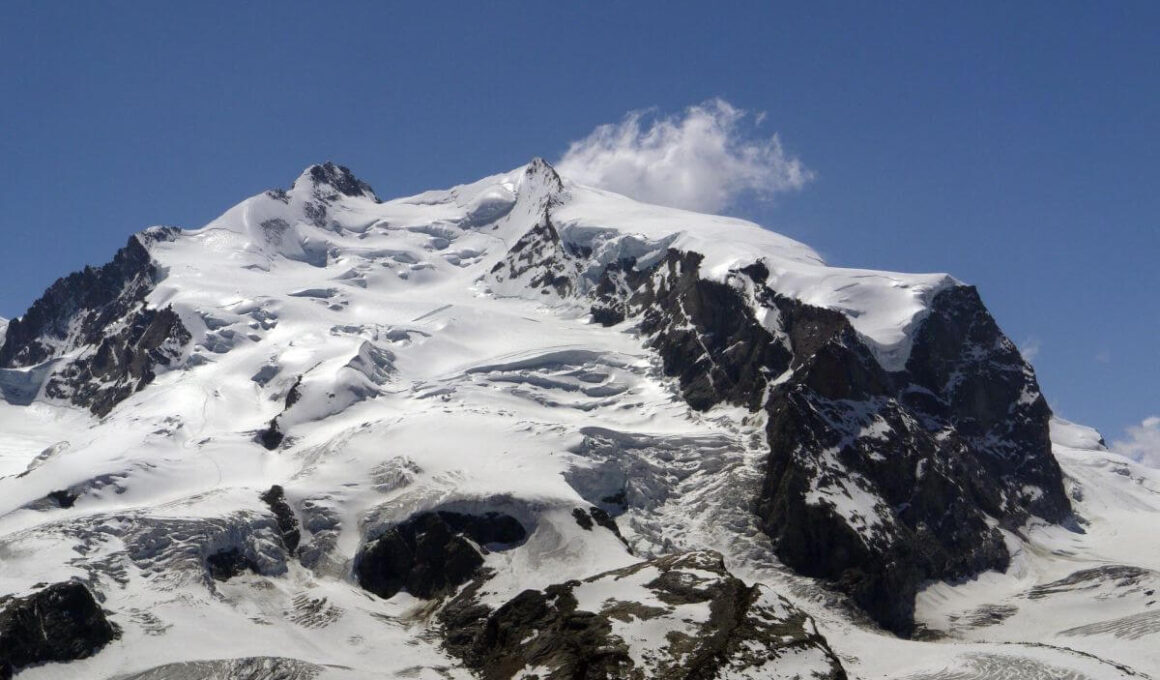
[0,160,1156,679]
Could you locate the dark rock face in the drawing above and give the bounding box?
[48,305,189,417]
[441,551,847,680]
[445,583,634,680]
[114,657,327,680]
[621,251,793,411]
[304,162,378,201]
[0,235,155,367]
[641,255,1064,635]
[256,376,303,450]
[754,284,1072,633]
[355,511,527,600]
[570,506,631,551]
[47,489,78,508]
[489,213,583,298]
[0,235,190,417]
[905,285,1070,524]
[206,548,261,581]
[500,221,1072,636]
[260,485,301,555]
[257,421,285,450]
[0,581,118,679]
[571,507,595,530]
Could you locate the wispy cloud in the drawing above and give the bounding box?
[1113,416,1160,467]
[557,99,813,213]
[1020,337,1042,362]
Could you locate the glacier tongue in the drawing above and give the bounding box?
[0,160,1155,679]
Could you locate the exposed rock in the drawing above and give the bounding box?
[301,161,378,202]
[905,285,1071,524]
[256,376,303,450]
[0,235,156,367]
[260,485,301,555]
[1029,565,1155,600]
[111,656,333,680]
[47,488,78,508]
[76,512,292,590]
[0,234,190,416]
[488,212,583,299]
[752,284,1068,634]
[496,219,1072,636]
[284,376,304,408]
[571,507,595,530]
[49,305,190,417]
[257,420,285,450]
[569,506,631,550]
[619,251,793,411]
[0,581,118,679]
[441,551,846,680]
[206,547,260,581]
[587,507,622,537]
[355,511,527,600]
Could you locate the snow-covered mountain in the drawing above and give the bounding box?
[0,160,1157,679]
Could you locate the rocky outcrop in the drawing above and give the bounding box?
[0,235,156,367]
[0,233,189,416]
[260,485,301,555]
[441,551,846,680]
[355,511,527,600]
[256,377,302,450]
[46,304,189,417]
[0,581,119,679]
[616,253,792,411]
[488,213,585,299]
[206,548,261,581]
[499,220,1072,636]
[112,654,327,673]
[753,282,1071,634]
[904,285,1070,524]
[111,657,330,680]
[300,162,378,202]
[288,162,380,231]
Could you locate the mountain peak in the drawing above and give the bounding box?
[0,159,1147,679]
[293,161,378,201]
[515,157,566,213]
[524,157,564,189]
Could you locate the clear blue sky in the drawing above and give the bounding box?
[1,2,1156,442]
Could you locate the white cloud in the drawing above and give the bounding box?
[1113,416,1160,467]
[1020,337,1042,362]
[557,99,813,213]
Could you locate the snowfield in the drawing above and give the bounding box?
[0,161,1156,679]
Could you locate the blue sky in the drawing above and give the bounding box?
[1,2,1156,446]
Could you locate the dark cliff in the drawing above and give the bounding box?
[496,218,1071,636]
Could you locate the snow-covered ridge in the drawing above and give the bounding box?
[163,159,954,373]
[2,159,1152,679]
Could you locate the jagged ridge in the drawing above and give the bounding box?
[0,158,1126,679]
[490,194,1071,635]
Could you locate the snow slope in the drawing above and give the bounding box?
[0,161,1156,679]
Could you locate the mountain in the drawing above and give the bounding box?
[0,160,1156,679]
